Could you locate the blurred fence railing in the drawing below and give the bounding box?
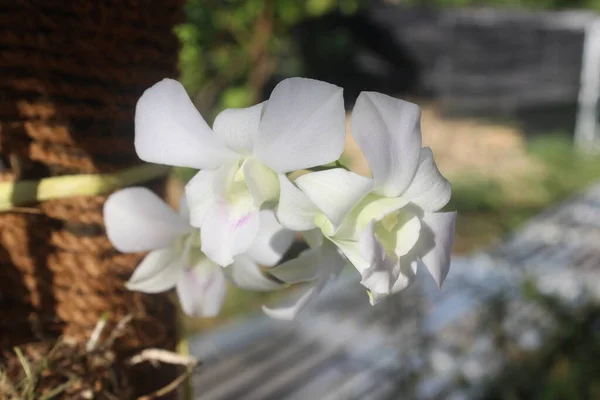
[364,3,600,143]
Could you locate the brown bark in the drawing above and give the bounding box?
[0,1,184,396]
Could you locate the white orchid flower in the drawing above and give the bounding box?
[277,92,456,304]
[261,230,347,320]
[103,188,294,317]
[134,78,345,266]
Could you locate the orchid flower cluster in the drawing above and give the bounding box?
[103,77,456,320]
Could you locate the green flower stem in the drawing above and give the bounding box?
[0,164,170,211]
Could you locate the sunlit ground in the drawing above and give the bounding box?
[172,103,600,335]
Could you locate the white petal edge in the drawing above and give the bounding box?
[213,102,265,155]
[104,187,190,253]
[262,280,325,321]
[126,247,182,293]
[247,210,295,267]
[262,243,345,320]
[331,238,370,274]
[276,174,319,231]
[185,169,218,228]
[228,255,283,291]
[402,147,452,212]
[351,91,422,197]
[419,212,457,288]
[295,168,373,232]
[262,243,346,320]
[254,78,346,173]
[267,248,323,284]
[135,78,237,169]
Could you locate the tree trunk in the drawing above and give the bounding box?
[0,0,183,396]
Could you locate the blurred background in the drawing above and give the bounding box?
[170,0,600,399]
[2,0,600,398]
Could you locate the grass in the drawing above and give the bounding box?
[481,283,600,400]
[449,135,600,252]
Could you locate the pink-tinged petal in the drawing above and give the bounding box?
[419,212,457,288]
[126,247,182,293]
[176,256,227,317]
[135,78,237,169]
[213,102,265,155]
[104,187,190,253]
[254,78,346,173]
[402,147,452,212]
[351,92,422,197]
[247,210,295,267]
[228,255,283,291]
[201,204,261,266]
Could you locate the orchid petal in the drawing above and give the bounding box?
[228,255,283,291]
[359,221,418,304]
[201,204,260,266]
[295,168,372,232]
[302,228,324,248]
[179,194,190,219]
[243,158,280,207]
[373,212,421,258]
[402,147,452,212]
[267,248,323,284]
[185,169,218,228]
[262,280,325,320]
[276,175,319,231]
[419,212,457,288]
[358,221,401,301]
[104,188,190,253]
[126,247,182,293]
[334,194,408,241]
[331,238,370,273]
[176,256,227,317]
[351,92,422,197]
[390,261,418,295]
[262,243,345,320]
[213,102,265,155]
[247,210,295,267]
[255,78,346,173]
[135,79,236,169]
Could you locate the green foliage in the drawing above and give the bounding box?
[176,0,363,120]
[446,179,505,213]
[528,135,600,201]
[483,283,600,400]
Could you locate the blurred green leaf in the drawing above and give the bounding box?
[221,86,254,108]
